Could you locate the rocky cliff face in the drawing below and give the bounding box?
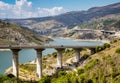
[0,20,52,45]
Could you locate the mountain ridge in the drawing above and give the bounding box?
[5,2,120,26]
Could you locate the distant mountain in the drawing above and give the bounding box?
[0,20,52,45]
[5,2,120,36]
[6,2,120,25]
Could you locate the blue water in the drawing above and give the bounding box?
[0,37,103,74]
[45,38,103,46]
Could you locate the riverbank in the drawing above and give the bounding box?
[59,37,110,43]
[0,49,11,51]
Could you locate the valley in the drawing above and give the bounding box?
[0,1,120,83]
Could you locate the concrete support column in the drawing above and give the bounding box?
[74,49,81,63]
[90,48,96,55]
[12,49,20,78]
[56,49,63,68]
[36,49,44,78]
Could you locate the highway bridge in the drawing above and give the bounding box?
[0,45,99,78]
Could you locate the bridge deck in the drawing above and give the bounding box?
[0,45,99,49]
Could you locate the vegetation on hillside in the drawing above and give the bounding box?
[1,39,119,83]
[39,39,120,83]
[0,20,52,45]
[78,15,120,30]
[0,74,38,83]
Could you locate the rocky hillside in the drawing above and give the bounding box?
[4,2,120,39]
[61,14,120,39]
[0,20,52,45]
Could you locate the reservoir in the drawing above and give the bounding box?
[0,37,103,74]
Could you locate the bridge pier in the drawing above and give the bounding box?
[74,49,81,63]
[0,45,100,79]
[56,49,64,68]
[12,49,20,78]
[90,48,96,55]
[36,49,44,78]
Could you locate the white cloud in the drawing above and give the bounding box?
[37,7,65,17]
[0,0,65,18]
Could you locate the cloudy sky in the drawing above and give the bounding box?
[0,0,120,18]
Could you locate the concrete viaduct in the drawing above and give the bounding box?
[0,45,97,78]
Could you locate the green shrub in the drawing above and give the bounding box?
[87,79,93,83]
[0,75,8,82]
[103,43,110,48]
[114,75,120,83]
[99,76,106,83]
[77,68,84,75]
[3,78,19,83]
[110,40,117,44]
[58,71,67,77]
[52,52,57,58]
[85,59,99,71]
[39,75,51,83]
[52,75,70,83]
[70,76,78,83]
[78,73,87,83]
[95,46,101,52]
[7,74,15,78]
[113,40,117,43]
[0,75,22,83]
[111,71,119,78]
[115,48,120,53]
[83,54,89,59]
[92,78,97,83]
